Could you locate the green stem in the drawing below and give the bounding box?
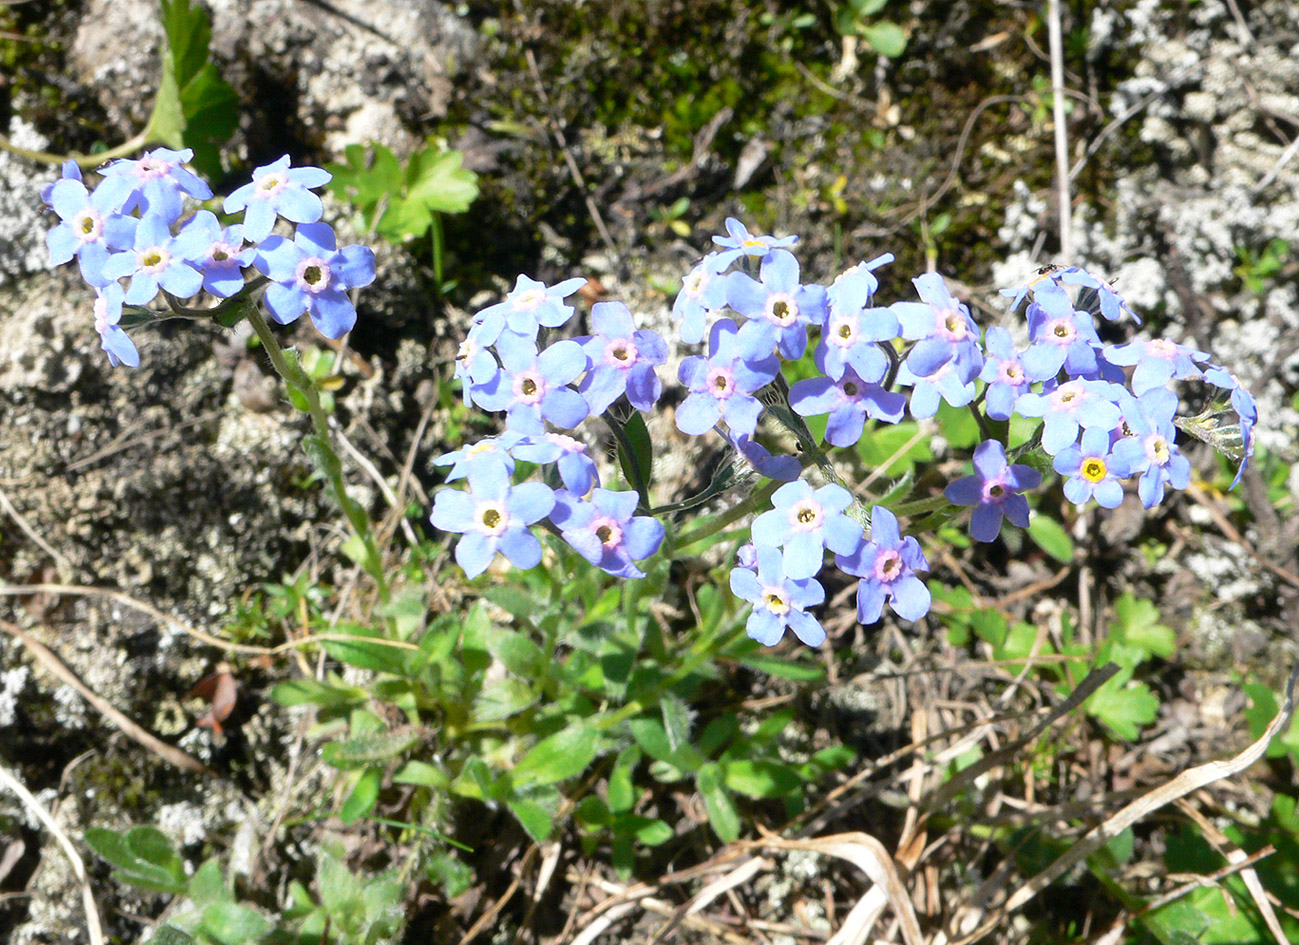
[672,478,781,553]
[0,130,149,167]
[243,302,391,603]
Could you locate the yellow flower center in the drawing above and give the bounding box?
[1081,458,1107,483]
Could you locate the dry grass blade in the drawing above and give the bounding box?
[0,618,215,777]
[0,762,103,945]
[647,856,771,944]
[754,831,923,945]
[950,661,1299,945]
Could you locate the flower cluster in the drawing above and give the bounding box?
[43,149,376,366]
[427,220,1259,649]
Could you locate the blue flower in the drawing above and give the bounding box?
[728,432,801,482]
[253,222,376,338]
[1014,379,1123,455]
[92,282,139,368]
[673,252,730,345]
[978,327,1032,420]
[575,301,667,413]
[1105,337,1210,395]
[896,358,977,419]
[550,488,664,579]
[836,506,930,623]
[512,432,600,496]
[729,545,826,647]
[433,433,521,482]
[943,440,1040,541]
[827,253,893,313]
[1001,265,1138,325]
[751,480,863,580]
[727,249,827,360]
[223,155,331,243]
[103,211,209,305]
[45,172,137,287]
[893,272,983,381]
[1110,388,1190,507]
[41,160,82,209]
[430,463,555,578]
[1053,426,1132,508]
[453,324,501,410]
[711,217,798,266]
[675,318,779,437]
[1202,365,1257,488]
[1022,282,1102,379]
[472,275,589,343]
[815,301,897,384]
[790,369,906,448]
[98,147,213,224]
[475,333,590,435]
[182,210,254,298]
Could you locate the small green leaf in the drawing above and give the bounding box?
[271,677,367,708]
[723,760,802,799]
[145,928,196,945]
[339,767,382,824]
[1111,593,1176,660]
[199,902,271,945]
[507,797,554,843]
[612,409,654,499]
[1027,514,1073,563]
[512,723,599,787]
[1087,679,1159,741]
[84,826,187,895]
[186,859,228,907]
[322,731,420,769]
[696,764,740,843]
[321,626,413,675]
[393,760,449,789]
[486,626,545,679]
[737,653,826,682]
[862,20,907,57]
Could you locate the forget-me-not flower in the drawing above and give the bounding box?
[575,301,667,414]
[475,333,590,435]
[183,210,254,298]
[1022,282,1102,379]
[836,506,930,624]
[45,173,137,287]
[675,319,778,437]
[1110,388,1190,507]
[253,222,376,338]
[790,369,906,448]
[711,217,798,266]
[943,440,1040,542]
[1053,426,1131,508]
[433,433,521,482]
[727,249,827,360]
[728,432,801,482]
[512,432,600,496]
[751,480,863,580]
[1105,337,1210,395]
[92,282,138,368]
[815,301,897,384]
[550,488,664,579]
[1014,379,1123,455]
[430,462,555,578]
[673,252,730,345]
[978,327,1032,420]
[472,274,589,344]
[729,545,826,647]
[223,155,331,243]
[103,211,209,305]
[99,147,213,224]
[893,272,983,381]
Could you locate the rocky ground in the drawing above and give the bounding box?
[1,0,1297,942]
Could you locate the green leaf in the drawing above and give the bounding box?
[857,422,932,478]
[607,747,640,812]
[486,625,544,679]
[186,859,229,907]
[1111,593,1176,660]
[321,626,413,675]
[199,902,271,945]
[393,759,449,789]
[84,826,187,895]
[612,409,654,499]
[322,731,420,770]
[862,20,907,57]
[145,928,196,945]
[512,723,599,787]
[403,146,479,215]
[723,760,802,799]
[146,0,237,178]
[1027,514,1073,563]
[1087,679,1159,741]
[339,767,382,824]
[628,816,674,846]
[696,764,740,843]
[271,676,367,708]
[426,851,475,899]
[507,797,555,843]
[737,653,826,682]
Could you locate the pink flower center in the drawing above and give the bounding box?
[256,172,287,198]
[296,256,332,294]
[789,499,823,532]
[982,477,1009,503]
[938,309,968,342]
[1148,339,1177,359]
[997,361,1025,385]
[208,240,242,269]
[513,370,547,405]
[135,157,173,180]
[1051,382,1084,411]
[874,549,903,584]
[513,288,545,310]
[1047,318,1076,343]
[684,270,711,298]
[706,366,735,399]
[593,515,624,548]
[604,337,638,367]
